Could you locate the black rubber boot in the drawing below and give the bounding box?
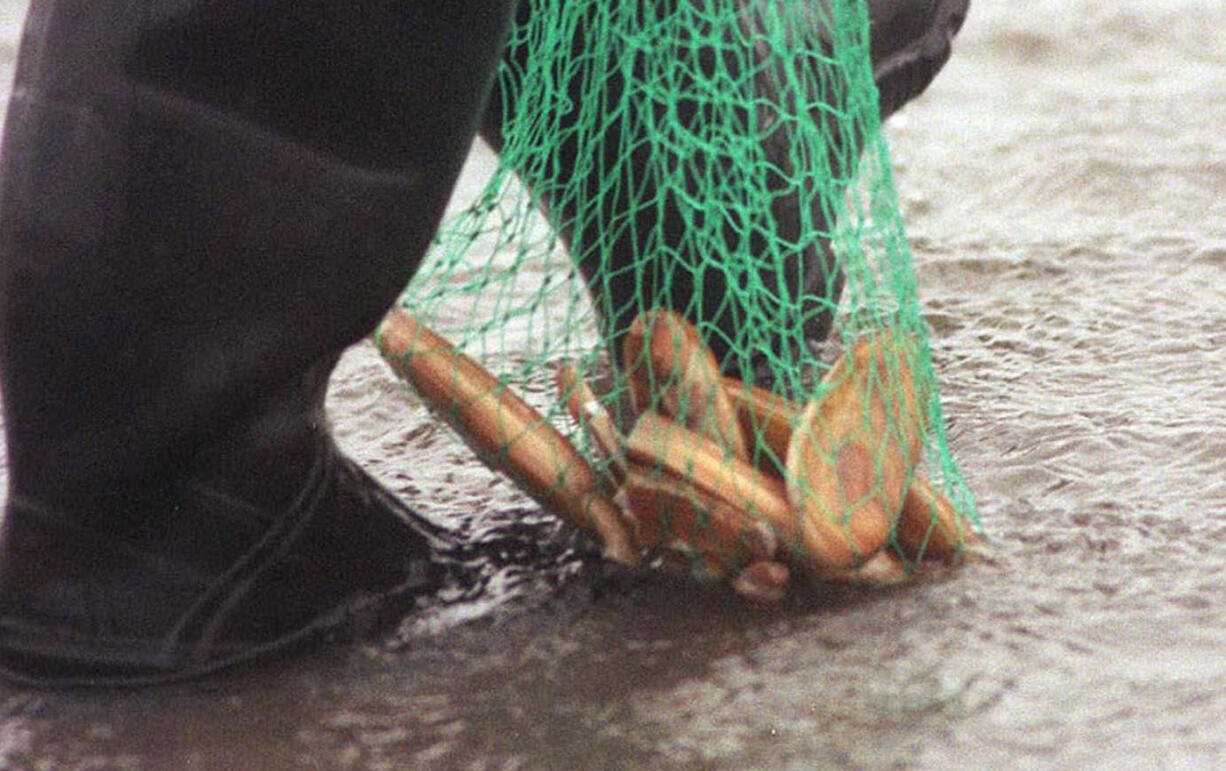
[482,0,969,384]
[0,0,515,686]
[869,0,969,120]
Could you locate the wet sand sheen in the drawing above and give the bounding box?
[3,0,1226,768]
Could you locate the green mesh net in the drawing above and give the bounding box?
[376,0,979,592]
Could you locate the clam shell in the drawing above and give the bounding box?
[895,473,978,561]
[556,359,626,486]
[620,461,778,562]
[785,334,927,569]
[624,411,804,557]
[378,309,636,566]
[623,310,748,461]
[721,377,798,478]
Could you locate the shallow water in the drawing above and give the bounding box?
[3,0,1226,768]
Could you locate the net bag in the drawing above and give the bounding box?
[375,0,979,593]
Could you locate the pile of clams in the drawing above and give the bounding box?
[377,308,977,601]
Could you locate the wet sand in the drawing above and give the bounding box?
[3,1,1226,768]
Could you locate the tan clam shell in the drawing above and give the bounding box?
[619,462,778,562]
[377,309,636,566]
[785,334,927,569]
[721,377,798,478]
[623,310,749,461]
[556,359,626,487]
[813,550,909,586]
[731,561,791,602]
[624,411,804,556]
[895,473,979,561]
